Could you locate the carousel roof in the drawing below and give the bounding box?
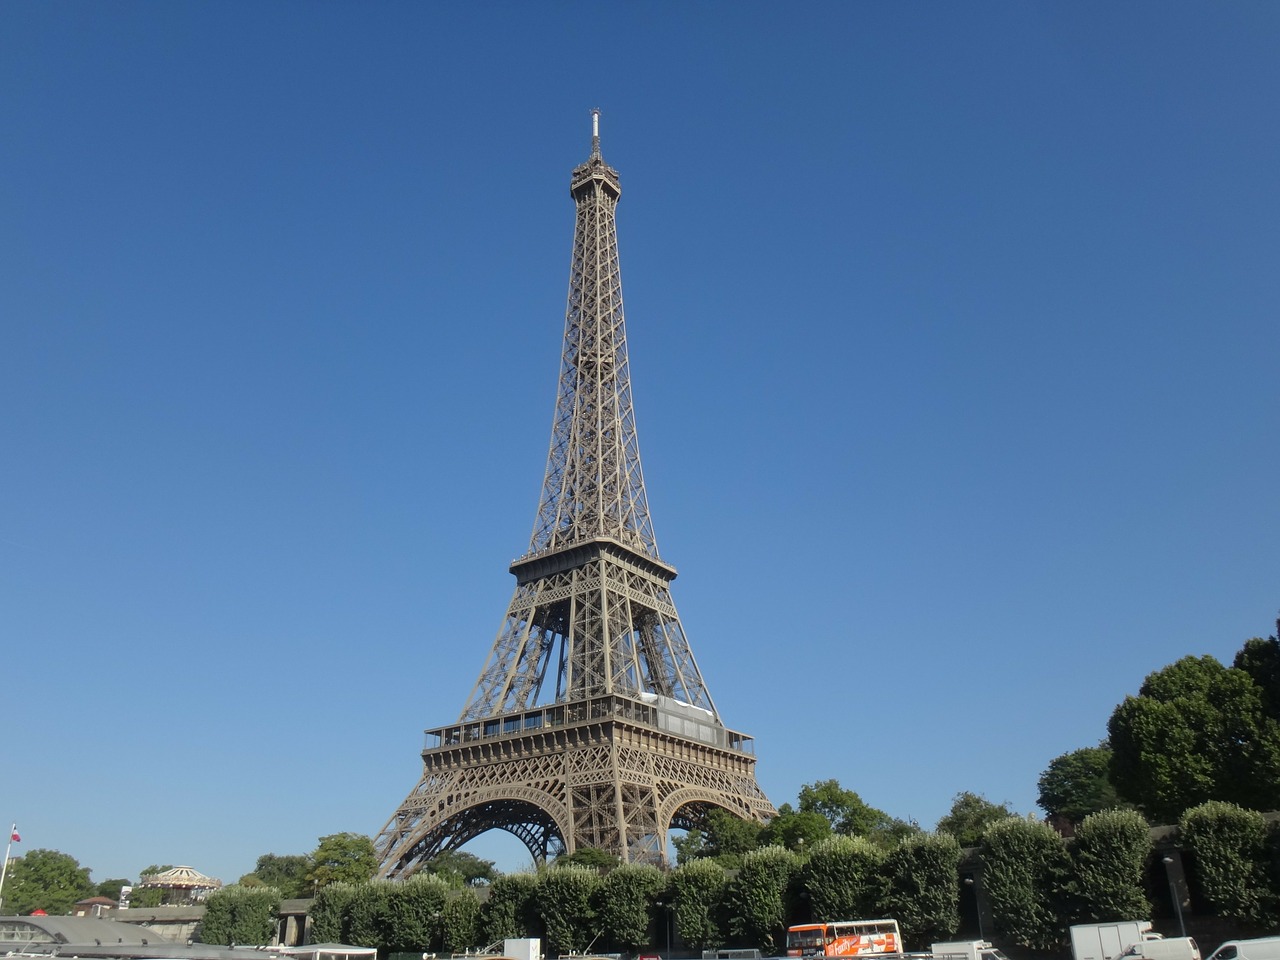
[138,865,222,888]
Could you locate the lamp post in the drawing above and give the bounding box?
[1162,856,1186,938]
[655,901,673,958]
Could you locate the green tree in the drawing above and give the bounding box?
[1234,625,1280,721]
[936,792,1017,847]
[1067,809,1151,922]
[726,845,798,954]
[595,863,665,951]
[758,803,832,852]
[1108,655,1280,823]
[671,858,728,950]
[199,885,281,946]
[537,864,601,956]
[1038,746,1123,827]
[240,854,314,899]
[130,865,175,908]
[802,835,883,922]
[309,834,378,890]
[673,809,763,867]
[980,817,1069,951]
[1179,801,1274,925]
[0,849,95,915]
[309,882,357,943]
[553,846,619,871]
[879,832,961,948]
[442,890,482,952]
[798,780,892,838]
[480,872,540,942]
[385,873,450,952]
[421,850,497,887]
[95,878,131,902]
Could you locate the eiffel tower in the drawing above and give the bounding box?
[375,112,775,877]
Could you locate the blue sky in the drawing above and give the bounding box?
[3,2,1278,886]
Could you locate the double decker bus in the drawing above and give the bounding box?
[786,920,903,959]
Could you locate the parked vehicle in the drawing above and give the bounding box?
[1122,938,1200,960]
[786,920,903,958]
[931,941,1011,960]
[1206,939,1280,960]
[1071,922,1162,960]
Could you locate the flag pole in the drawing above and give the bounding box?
[0,823,16,913]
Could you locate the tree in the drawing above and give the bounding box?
[200,885,280,945]
[0,849,95,915]
[553,846,619,871]
[594,863,665,951]
[131,864,175,908]
[1066,809,1150,922]
[757,803,832,852]
[1038,746,1123,828]
[442,890,482,952]
[309,882,357,943]
[308,834,378,890]
[96,878,131,902]
[673,809,762,867]
[421,850,497,887]
[980,817,1070,951]
[1234,624,1280,721]
[240,853,314,899]
[537,864,601,955]
[798,780,892,838]
[1108,655,1280,823]
[935,792,1016,847]
[726,846,798,953]
[345,880,392,948]
[879,832,961,948]
[1179,801,1274,925]
[384,873,450,952]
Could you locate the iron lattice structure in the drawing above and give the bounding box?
[375,114,774,877]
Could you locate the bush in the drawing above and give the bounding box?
[385,873,450,951]
[1068,809,1151,922]
[803,835,884,923]
[537,865,602,956]
[980,817,1069,950]
[346,881,392,948]
[1179,801,1274,925]
[442,890,482,952]
[199,885,281,945]
[595,863,665,951]
[671,858,729,950]
[727,846,799,953]
[879,833,961,948]
[308,882,356,943]
[480,873,540,942]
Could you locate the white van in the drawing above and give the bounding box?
[1206,939,1280,960]
[1121,938,1200,960]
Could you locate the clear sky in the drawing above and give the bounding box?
[3,2,1278,887]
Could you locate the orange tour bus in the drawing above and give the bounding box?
[786,920,903,959]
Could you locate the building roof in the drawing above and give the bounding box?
[139,867,222,890]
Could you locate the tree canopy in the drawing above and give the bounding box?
[935,792,1016,847]
[0,849,95,915]
[309,833,378,890]
[1107,654,1280,823]
[1037,745,1122,827]
[240,853,314,898]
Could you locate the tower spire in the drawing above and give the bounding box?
[373,119,774,876]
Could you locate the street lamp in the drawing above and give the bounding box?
[1162,857,1186,938]
[964,878,983,940]
[655,901,673,958]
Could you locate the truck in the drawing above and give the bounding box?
[1071,922,1163,960]
[1121,939,1200,960]
[932,941,1011,960]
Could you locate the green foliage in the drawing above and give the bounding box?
[1067,808,1151,922]
[240,853,314,899]
[537,864,601,956]
[798,780,892,838]
[671,858,728,950]
[309,833,378,890]
[309,882,357,943]
[1179,801,1275,925]
[0,848,95,915]
[94,878,130,901]
[1038,746,1123,826]
[1234,628,1280,721]
[384,873,450,952]
[674,809,764,867]
[802,835,884,922]
[442,890,482,952]
[421,850,497,887]
[480,872,540,942]
[936,792,1017,847]
[345,880,392,948]
[130,887,166,908]
[554,846,620,871]
[758,803,832,852]
[726,845,798,954]
[979,816,1069,951]
[1108,655,1280,824]
[595,863,665,950]
[879,832,961,948]
[199,885,281,946]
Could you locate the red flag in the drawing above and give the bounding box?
[10,829,19,842]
